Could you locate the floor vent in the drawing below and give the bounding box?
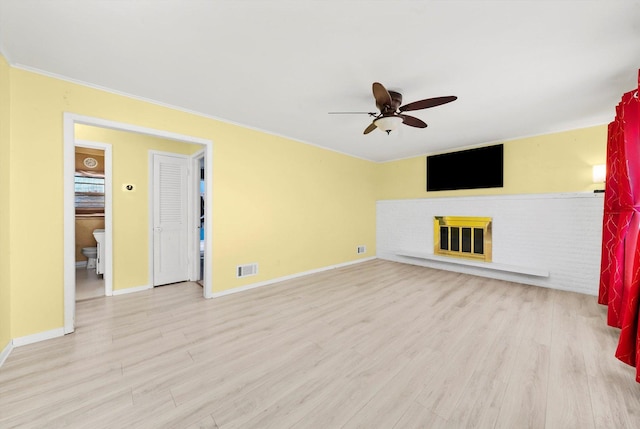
[237,263,258,278]
[357,245,366,254]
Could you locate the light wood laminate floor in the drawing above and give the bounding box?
[1,259,639,428]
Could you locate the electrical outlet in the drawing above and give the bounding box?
[357,245,366,254]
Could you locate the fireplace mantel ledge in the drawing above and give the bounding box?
[394,250,549,277]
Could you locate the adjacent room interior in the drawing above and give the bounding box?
[74,146,106,301]
[1,1,640,427]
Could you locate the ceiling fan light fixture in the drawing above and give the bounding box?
[374,115,403,134]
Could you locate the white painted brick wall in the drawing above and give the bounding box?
[377,193,605,295]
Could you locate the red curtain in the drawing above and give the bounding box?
[599,70,640,382]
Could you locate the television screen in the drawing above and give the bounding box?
[427,144,503,191]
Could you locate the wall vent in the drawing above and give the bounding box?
[357,245,366,254]
[237,263,258,278]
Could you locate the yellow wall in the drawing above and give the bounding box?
[3,58,606,341]
[75,125,201,291]
[0,55,11,349]
[7,67,377,338]
[214,130,376,289]
[376,125,607,199]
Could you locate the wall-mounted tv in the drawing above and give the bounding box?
[426,144,503,191]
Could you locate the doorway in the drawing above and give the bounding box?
[74,143,112,300]
[63,114,214,334]
[194,151,206,286]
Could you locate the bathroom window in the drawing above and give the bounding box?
[75,174,105,213]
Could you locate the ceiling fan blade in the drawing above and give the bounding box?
[399,95,457,112]
[372,82,392,111]
[363,122,377,134]
[400,114,428,128]
[328,112,377,116]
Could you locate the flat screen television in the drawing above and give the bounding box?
[426,144,503,191]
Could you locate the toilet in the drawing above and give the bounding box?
[93,229,105,275]
[81,247,97,269]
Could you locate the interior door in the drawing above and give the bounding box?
[153,153,189,286]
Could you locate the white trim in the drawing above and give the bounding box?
[203,144,213,299]
[0,340,13,367]
[0,45,12,65]
[64,113,214,334]
[75,261,88,268]
[148,152,154,291]
[68,114,211,146]
[12,328,65,347]
[212,257,376,299]
[190,150,206,283]
[111,284,152,296]
[64,114,76,333]
[8,62,609,165]
[75,140,113,297]
[13,64,374,162]
[376,191,603,204]
[380,124,609,163]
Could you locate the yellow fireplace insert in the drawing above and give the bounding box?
[434,216,492,262]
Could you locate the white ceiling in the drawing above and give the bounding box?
[1,0,639,162]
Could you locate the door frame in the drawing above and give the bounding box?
[190,149,206,282]
[64,113,214,334]
[75,140,113,297]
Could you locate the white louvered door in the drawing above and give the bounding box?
[153,153,189,286]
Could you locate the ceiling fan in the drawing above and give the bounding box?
[330,82,457,135]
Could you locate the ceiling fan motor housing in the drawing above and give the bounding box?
[378,90,403,114]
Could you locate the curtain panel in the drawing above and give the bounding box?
[599,70,640,382]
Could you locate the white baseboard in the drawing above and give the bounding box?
[0,340,13,367]
[12,327,65,347]
[75,261,87,268]
[212,256,377,299]
[112,284,152,296]
[2,258,377,364]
